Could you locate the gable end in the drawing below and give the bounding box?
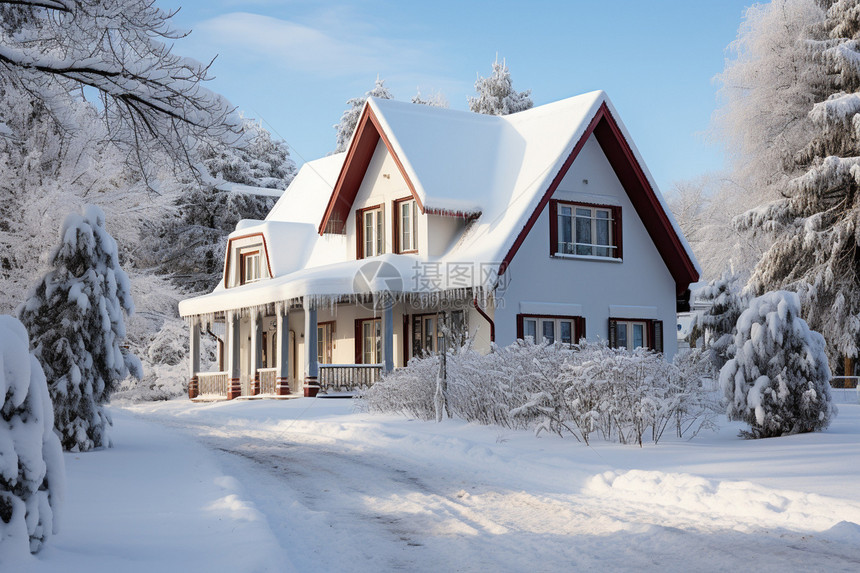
[319,104,425,235]
[499,102,698,294]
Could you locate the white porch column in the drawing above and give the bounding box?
[383,299,394,373]
[276,304,291,395]
[188,320,200,399]
[304,300,319,397]
[227,310,241,399]
[249,308,260,395]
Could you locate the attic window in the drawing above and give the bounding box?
[550,200,622,259]
[240,250,262,284]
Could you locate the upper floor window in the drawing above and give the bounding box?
[357,205,385,258]
[395,197,418,253]
[240,250,262,284]
[551,200,621,259]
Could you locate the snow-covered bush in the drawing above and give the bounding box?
[0,315,64,556]
[719,290,835,438]
[360,341,717,446]
[19,206,142,451]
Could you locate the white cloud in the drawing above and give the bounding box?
[195,12,427,78]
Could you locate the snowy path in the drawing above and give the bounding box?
[127,398,860,572]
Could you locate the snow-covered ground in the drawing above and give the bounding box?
[11,391,860,572]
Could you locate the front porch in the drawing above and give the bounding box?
[185,293,488,400]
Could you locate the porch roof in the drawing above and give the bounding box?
[178,253,488,317]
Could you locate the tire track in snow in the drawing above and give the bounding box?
[140,414,860,572]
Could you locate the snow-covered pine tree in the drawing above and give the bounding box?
[334,79,393,153]
[691,273,747,369]
[724,1,860,364]
[20,206,142,452]
[719,290,834,438]
[200,115,297,190]
[411,89,449,108]
[0,315,64,556]
[468,57,533,116]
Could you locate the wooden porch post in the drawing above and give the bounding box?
[276,304,291,395]
[250,308,261,395]
[383,298,394,373]
[304,301,319,397]
[227,310,242,399]
[188,320,200,399]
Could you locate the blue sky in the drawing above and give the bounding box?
[166,0,752,193]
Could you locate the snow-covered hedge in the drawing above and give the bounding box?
[719,290,835,438]
[359,341,717,446]
[0,316,64,556]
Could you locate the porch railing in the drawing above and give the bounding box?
[197,371,228,397]
[319,364,382,392]
[258,368,277,394]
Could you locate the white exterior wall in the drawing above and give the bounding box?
[427,215,465,257]
[494,135,679,359]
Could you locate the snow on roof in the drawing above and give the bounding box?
[266,153,344,225]
[216,181,285,198]
[180,92,699,317]
[227,219,319,280]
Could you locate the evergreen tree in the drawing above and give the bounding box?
[734,1,860,362]
[333,78,393,153]
[468,57,533,116]
[411,89,449,108]
[200,115,297,190]
[0,315,64,555]
[20,206,142,452]
[719,291,834,438]
[691,273,748,370]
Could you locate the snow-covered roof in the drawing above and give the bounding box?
[180,91,699,318]
[216,181,285,198]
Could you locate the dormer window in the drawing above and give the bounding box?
[240,250,261,284]
[395,197,418,253]
[357,204,384,258]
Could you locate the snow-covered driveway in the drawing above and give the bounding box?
[125,397,860,572]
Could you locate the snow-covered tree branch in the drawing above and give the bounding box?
[0,0,240,170]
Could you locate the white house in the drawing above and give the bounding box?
[178,91,700,399]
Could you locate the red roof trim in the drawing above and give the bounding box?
[318,103,424,235]
[499,102,699,293]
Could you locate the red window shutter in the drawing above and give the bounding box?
[516,314,524,340]
[653,320,664,353]
[608,319,617,348]
[612,205,622,260]
[575,317,586,343]
[356,210,363,260]
[548,199,558,257]
[354,319,362,364]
